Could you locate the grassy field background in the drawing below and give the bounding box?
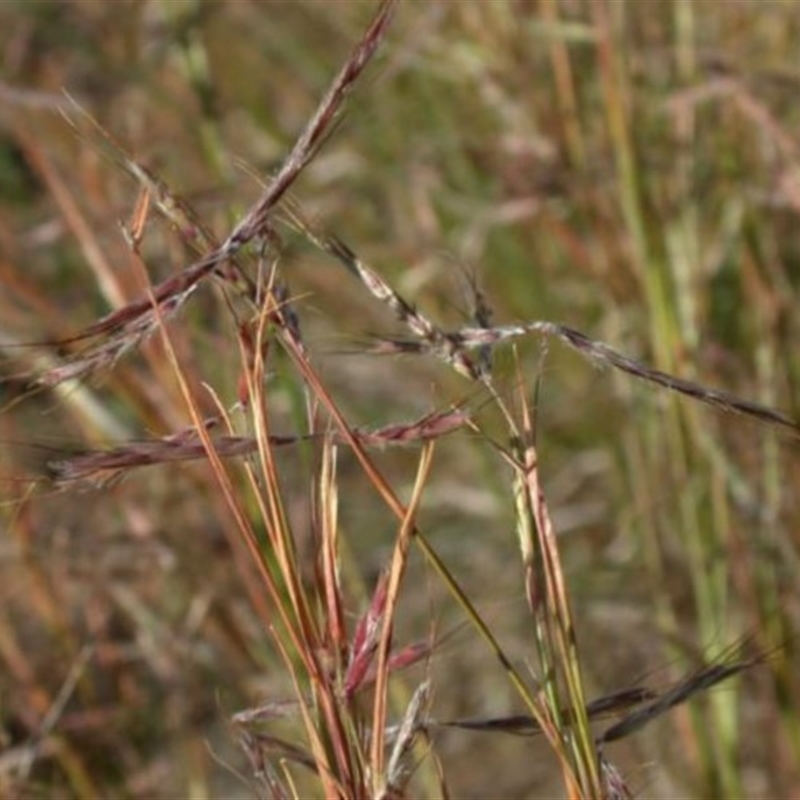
[1,1,800,798]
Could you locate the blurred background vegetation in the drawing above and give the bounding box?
[1,1,800,797]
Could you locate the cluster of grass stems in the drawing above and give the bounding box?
[1,1,799,798]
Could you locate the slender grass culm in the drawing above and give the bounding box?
[1,2,799,798]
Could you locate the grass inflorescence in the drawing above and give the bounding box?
[1,2,799,798]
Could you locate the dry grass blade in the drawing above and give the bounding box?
[264,280,549,792]
[505,364,602,798]
[371,442,435,795]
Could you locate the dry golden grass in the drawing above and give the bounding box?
[1,2,799,798]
